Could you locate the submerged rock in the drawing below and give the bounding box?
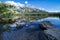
[0,21,48,40]
[2,27,49,40]
[0,21,60,40]
[40,21,60,40]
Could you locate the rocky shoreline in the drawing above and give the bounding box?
[0,20,60,40]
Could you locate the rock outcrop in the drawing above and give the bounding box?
[40,21,60,40]
[0,21,60,40]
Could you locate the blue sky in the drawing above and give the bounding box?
[0,0,60,12]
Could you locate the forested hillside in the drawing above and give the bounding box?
[0,2,49,24]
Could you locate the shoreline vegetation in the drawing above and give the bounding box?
[0,2,60,24]
[0,2,60,32]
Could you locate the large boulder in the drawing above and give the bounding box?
[40,21,60,40]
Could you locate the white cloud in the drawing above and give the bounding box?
[39,7,45,10]
[30,5,36,9]
[5,1,25,9]
[3,1,60,12]
[46,10,60,12]
[39,8,60,12]
[4,1,37,9]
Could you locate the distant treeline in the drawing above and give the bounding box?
[48,12,60,18]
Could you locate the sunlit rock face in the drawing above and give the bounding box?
[44,28,60,40]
